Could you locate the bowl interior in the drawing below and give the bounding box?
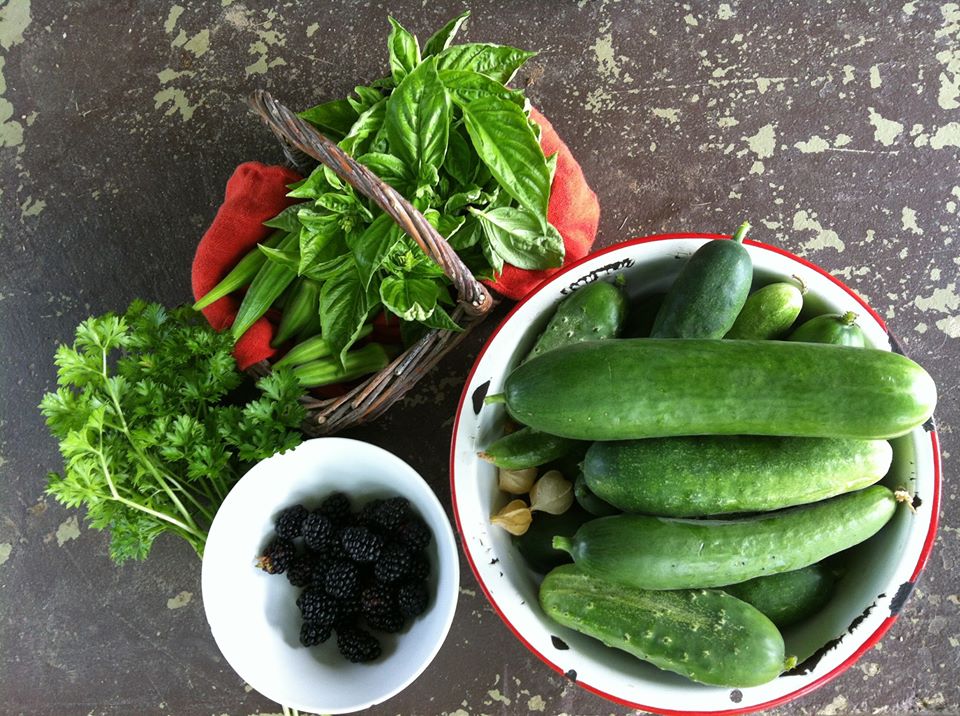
[451,236,938,714]
[202,438,459,714]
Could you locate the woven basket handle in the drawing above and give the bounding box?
[249,90,492,317]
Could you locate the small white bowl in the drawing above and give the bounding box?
[450,234,940,714]
[202,437,459,714]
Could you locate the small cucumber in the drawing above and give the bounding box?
[513,506,592,573]
[582,436,892,516]
[479,427,580,470]
[621,292,665,338]
[501,338,937,441]
[539,565,792,687]
[553,485,898,590]
[790,311,867,347]
[525,280,627,361]
[651,222,753,338]
[574,472,620,516]
[725,279,804,339]
[723,563,837,628]
[272,279,321,347]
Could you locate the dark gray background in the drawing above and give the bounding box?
[1,1,957,714]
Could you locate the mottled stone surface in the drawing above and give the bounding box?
[1,1,958,714]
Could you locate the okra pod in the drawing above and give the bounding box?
[231,231,299,341]
[292,343,392,388]
[273,324,374,369]
[193,230,286,310]
[272,279,321,347]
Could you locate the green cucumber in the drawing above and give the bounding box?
[582,436,892,516]
[790,311,867,347]
[513,506,592,573]
[539,565,792,687]
[272,279,321,347]
[479,427,580,470]
[553,485,898,590]
[723,563,837,628]
[525,280,627,361]
[574,471,620,516]
[650,222,753,338]
[725,279,804,339]
[501,338,937,440]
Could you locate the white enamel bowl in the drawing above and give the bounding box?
[450,234,940,714]
[202,437,459,714]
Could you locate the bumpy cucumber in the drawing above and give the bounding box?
[553,485,898,590]
[539,565,792,687]
[525,280,627,361]
[582,436,892,516]
[726,280,804,339]
[723,563,837,628]
[574,472,620,517]
[501,338,937,441]
[790,311,867,347]
[650,223,753,338]
[479,427,579,470]
[514,506,592,573]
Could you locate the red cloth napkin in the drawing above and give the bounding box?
[192,112,599,370]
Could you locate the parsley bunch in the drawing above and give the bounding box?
[39,301,306,563]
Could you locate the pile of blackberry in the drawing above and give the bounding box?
[256,492,433,663]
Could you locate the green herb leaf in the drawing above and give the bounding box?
[347,213,403,289]
[380,275,442,321]
[357,152,416,194]
[471,206,564,270]
[442,125,475,186]
[435,43,536,84]
[320,264,376,363]
[299,98,358,140]
[449,215,484,250]
[420,302,463,331]
[444,185,482,214]
[385,57,451,187]
[440,69,525,108]
[461,95,550,216]
[258,244,300,271]
[340,98,387,157]
[263,203,304,231]
[387,17,421,84]
[546,151,559,185]
[423,11,470,57]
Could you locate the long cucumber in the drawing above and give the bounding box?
[582,436,892,516]
[539,565,793,687]
[553,485,898,590]
[499,338,937,441]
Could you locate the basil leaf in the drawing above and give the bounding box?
[387,17,421,84]
[258,244,300,271]
[385,57,451,187]
[421,302,463,331]
[449,215,483,250]
[302,252,353,281]
[320,264,375,363]
[299,98,358,139]
[438,213,466,240]
[380,275,441,321]
[480,232,504,275]
[339,98,386,157]
[288,167,335,200]
[440,69,525,108]
[353,86,383,109]
[347,213,403,289]
[461,96,550,216]
[297,206,338,231]
[357,152,415,194]
[299,221,342,274]
[264,204,303,231]
[315,192,355,214]
[444,186,482,214]
[435,43,536,84]
[471,206,564,270]
[546,151,559,185]
[423,11,470,57]
[442,125,475,186]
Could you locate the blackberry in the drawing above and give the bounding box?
[324,559,360,599]
[372,496,410,532]
[408,551,430,582]
[336,626,381,663]
[302,512,335,551]
[397,580,429,618]
[255,537,295,574]
[319,492,351,526]
[300,621,332,647]
[366,608,404,633]
[396,516,431,551]
[286,553,319,588]
[274,504,308,540]
[340,526,384,563]
[297,587,339,626]
[360,584,397,621]
[374,542,413,584]
[357,499,385,528]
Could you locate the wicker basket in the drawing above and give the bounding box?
[246,90,495,436]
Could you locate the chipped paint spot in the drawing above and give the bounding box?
[0,0,31,50]
[718,116,739,127]
[157,67,195,83]
[914,283,960,313]
[749,160,765,175]
[718,3,735,20]
[306,22,319,38]
[744,123,777,159]
[153,87,199,121]
[652,107,680,123]
[585,87,611,114]
[930,121,960,148]
[935,315,960,337]
[901,207,923,235]
[56,516,80,546]
[869,64,882,88]
[794,210,845,253]
[795,135,831,153]
[835,133,852,146]
[842,65,856,84]
[167,590,193,609]
[684,13,699,26]
[488,689,511,705]
[592,32,620,80]
[527,694,546,711]
[0,542,11,567]
[163,5,184,35]
[867,107,903,146]
[20,196,45,218]
[184,28,210,57]
[818,694,849,714]
[935,5,960,108]
[903,1,918,14]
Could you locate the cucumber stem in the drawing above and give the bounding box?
[552,535,574,554]
[841,311,858,326]
[783,656,798,672]
[484,393,507,405]
[731,221,751,244]
[790,274,808,295]
[894,487,917,514]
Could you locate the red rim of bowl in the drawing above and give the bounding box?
[449,233,941,716]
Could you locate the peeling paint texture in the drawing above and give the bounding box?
[1,2,959,715]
